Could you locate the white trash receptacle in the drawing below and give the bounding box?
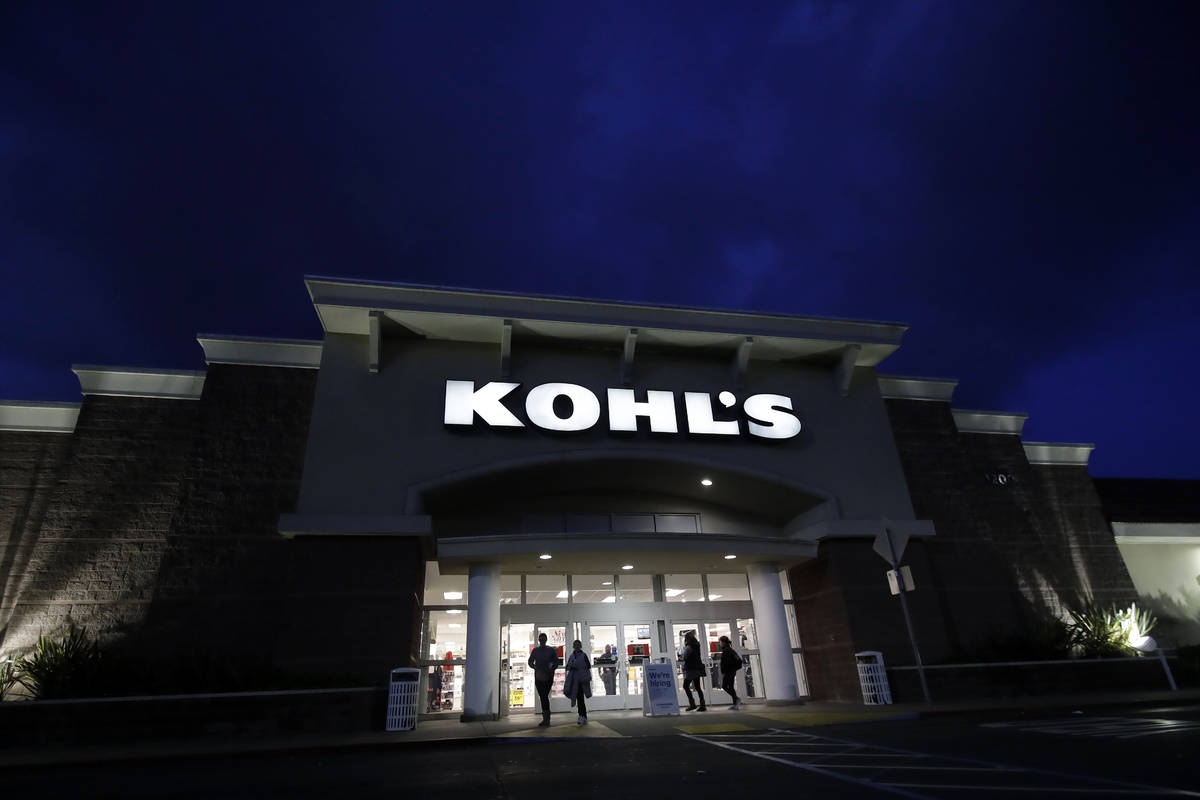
[855,651,892,705]
[386,667,421,731]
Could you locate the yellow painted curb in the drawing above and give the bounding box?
[676,723,755,734]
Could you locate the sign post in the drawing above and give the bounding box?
[642,662,681,717]
[872,524,932,704]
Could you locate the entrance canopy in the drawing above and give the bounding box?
[417,451,830,574]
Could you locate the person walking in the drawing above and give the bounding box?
[681,631,707,711]
[563,639,592,725]
[717,635,743,710]
[528,632,559,727]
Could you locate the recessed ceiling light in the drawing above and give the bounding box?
[665,588,684,597]
[443,591,463,600]
[601,581,612,586]
[724,554,737,560]
[448,623,461,629]
[701,478,713,486]
[446,609,463,614]
[539,554,552,560]
[622,564,634,570]
[707,594,722,600]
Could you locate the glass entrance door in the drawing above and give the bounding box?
[622,621,650,706]
[582,623,622,710]
[576,620,652,710]
[535,623,572,712]
[702,620,734,707]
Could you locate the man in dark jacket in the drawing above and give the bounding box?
[718,635,743,710]
[528,632,560,726]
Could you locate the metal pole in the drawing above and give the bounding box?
[1157,648,1178,691]
[885,526,931,704]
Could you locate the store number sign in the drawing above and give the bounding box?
[444,380,802,440]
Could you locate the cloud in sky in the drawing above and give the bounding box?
[1,1,1197,476]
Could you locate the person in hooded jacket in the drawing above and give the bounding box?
[563,639,592,725]
[680,631,707,711]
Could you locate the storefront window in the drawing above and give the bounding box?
[663,574,704,603]
[526,574,567,604]
[785,604,803,648]
[572,575,615,603]
[500,574,522,605]
[423,608,467,713]
[779,569,793,600]
[737,617,757,649]
[423,561,468,605]
[704,573,750,601]
[617,574,653,602]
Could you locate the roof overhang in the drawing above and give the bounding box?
[71,366,206,400]
[1024,442,1094,467]
[0,400,81,433]
[952,409,1028,436]
[305,276,907,367]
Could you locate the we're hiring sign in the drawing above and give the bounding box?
[444,380,802,440]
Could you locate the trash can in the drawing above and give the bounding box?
[386,667,421,731]
[855,651,892,705]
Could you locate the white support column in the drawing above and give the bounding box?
[462,562,501,721]
[747,562,798,702]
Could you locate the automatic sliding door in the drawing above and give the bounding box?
[534,623,571,711]
[583,623,622,710]
[622,622,651,705]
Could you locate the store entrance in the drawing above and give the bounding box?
[505,619,653,713]
[671,619,759,707]
[580,621,650,711]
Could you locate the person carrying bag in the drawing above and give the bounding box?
[718,635,743,710]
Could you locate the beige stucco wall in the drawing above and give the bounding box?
[1115,522,1200,646]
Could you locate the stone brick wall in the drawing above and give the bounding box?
[0,364,426,689]
[1,397,198,655]
[788,398,1139,700]
[0,430,73,644]
[876,398,1135,661]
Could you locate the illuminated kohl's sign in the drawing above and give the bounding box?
[444,380,802,440]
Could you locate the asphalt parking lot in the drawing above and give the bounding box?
[7,702,1200,799]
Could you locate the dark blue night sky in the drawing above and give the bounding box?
[2,2,1197,478]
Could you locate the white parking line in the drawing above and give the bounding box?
[682,728,1200,798]
[982,717,1200,740]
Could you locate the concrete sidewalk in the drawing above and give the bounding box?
[3,688,1198,769]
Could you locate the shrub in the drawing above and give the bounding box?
[15,626,103,699]
[1,658,22,700]
[1067,601,1157,658]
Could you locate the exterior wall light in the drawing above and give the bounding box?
[622,564,634,570]
[539,554,552,560]
[701,478,713,486]
[724,554,737,560]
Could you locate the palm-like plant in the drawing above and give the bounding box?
[15,626,102,699]
[1067,601,1157,657]
[0,658,22,700]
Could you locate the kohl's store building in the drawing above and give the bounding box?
[2,277,1195,718]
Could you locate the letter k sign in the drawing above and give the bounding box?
[444,380,524,427]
